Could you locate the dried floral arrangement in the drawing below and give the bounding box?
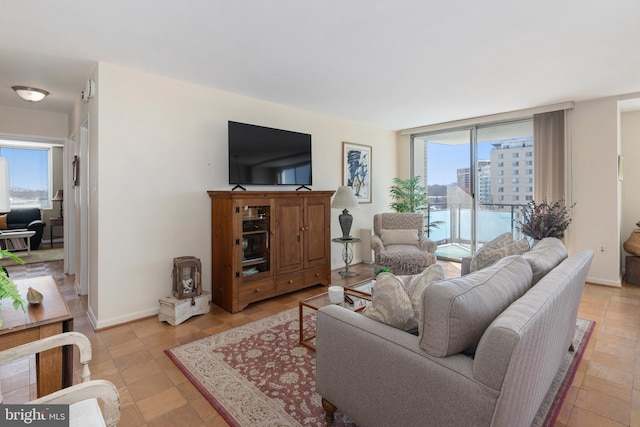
[515,199,576,240]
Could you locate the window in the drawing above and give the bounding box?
[512,178,519,184]
[527,177,533,183]
[513,170,519,175]
[526,152,533,157]
[498,162,504,167]
[512,153,519,158]
[525,160,533,166]
[526,169,533,175]
[512,161,519,167]
[526,195,533,201]
[497,178,504,184]
[498,153,504,159]
[527,187,533,192]
[0,141,53,209]
[512,195,520,201]
[498,187,504,192]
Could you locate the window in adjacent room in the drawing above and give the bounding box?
[0,140,55,209]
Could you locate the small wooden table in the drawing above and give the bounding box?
[0,275,73,397]
[49,217,64,248]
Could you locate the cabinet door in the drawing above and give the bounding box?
[304,196,330,268]
[236,199,273,283]
[275,198,304,275]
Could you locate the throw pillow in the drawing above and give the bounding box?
[403,264,445,335]
[419,255,533,357]
[469,232,514,272]
[362,272,415,331]
[522,237,568,284]
[469,238,530,272]
[0,214,6,229]
[380,229,419,246]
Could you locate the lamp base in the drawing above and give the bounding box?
[338,209,353,239]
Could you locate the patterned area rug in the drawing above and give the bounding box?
[165,308,594,427]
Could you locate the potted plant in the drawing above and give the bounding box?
[0,249,25,328]
[388,176,444,232]
[515,199,576,241]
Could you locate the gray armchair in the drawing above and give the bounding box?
[371,212,437,275]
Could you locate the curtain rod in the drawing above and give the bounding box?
[400,101,574,135]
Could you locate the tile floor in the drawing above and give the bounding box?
[1,260,640,426]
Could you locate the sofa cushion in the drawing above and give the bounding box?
[522,237,568,284]
[470,239,530,272]
[362,273,415,331]
[419,255,533,357]
[380,229,419,246]
[469,232,514,272]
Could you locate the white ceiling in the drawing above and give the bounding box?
[1,0,639,130]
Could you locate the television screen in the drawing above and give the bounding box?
[228,121,312,186]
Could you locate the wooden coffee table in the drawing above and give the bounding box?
[299,280,373,351]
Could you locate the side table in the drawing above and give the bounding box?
[49,217,63,248]
[331,237,361,277]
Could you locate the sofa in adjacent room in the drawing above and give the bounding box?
[1,208,46,249]
[316,238,594,427]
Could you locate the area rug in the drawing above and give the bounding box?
[0,247,64,266]
[165,309,594,427]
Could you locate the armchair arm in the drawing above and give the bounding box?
[316,306,496,427]
[418,235,437,253]
[0,332,92,383]
[31,380,120,427]
[27,219,45,229]
[371,234,384,252]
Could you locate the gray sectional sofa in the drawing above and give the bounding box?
[316,238,594,427]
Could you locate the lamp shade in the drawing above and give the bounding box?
[52,190,63,201]
[331,186,358,209]
[0,158,10,212]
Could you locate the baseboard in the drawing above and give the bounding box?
[586,275,621,287]
[93,306,161,330]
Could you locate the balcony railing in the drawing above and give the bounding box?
[424,203,525,260]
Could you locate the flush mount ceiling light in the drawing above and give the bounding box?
[11,86,49,103]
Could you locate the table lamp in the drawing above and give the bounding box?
[52,190,63,218]
[332,186,358,239]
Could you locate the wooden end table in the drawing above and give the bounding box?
[299,281,372,351]
[0,275,73,397]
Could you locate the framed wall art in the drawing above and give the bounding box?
[342,142,371,203]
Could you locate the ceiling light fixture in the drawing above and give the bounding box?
[11,86,49,103]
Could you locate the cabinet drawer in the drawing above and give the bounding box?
[276,273,305,294]
[238,279,275,304]
[304,265,329,286]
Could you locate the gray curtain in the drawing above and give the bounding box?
[533,110,565,202]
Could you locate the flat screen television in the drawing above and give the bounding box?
[228,121,312,186]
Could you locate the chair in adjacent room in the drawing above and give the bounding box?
[371,212,437,275]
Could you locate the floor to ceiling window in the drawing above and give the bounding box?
[411,119,533,260]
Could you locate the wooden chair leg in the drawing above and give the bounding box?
[322,398,337,427]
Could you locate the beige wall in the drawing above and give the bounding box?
[72,62,397,328]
